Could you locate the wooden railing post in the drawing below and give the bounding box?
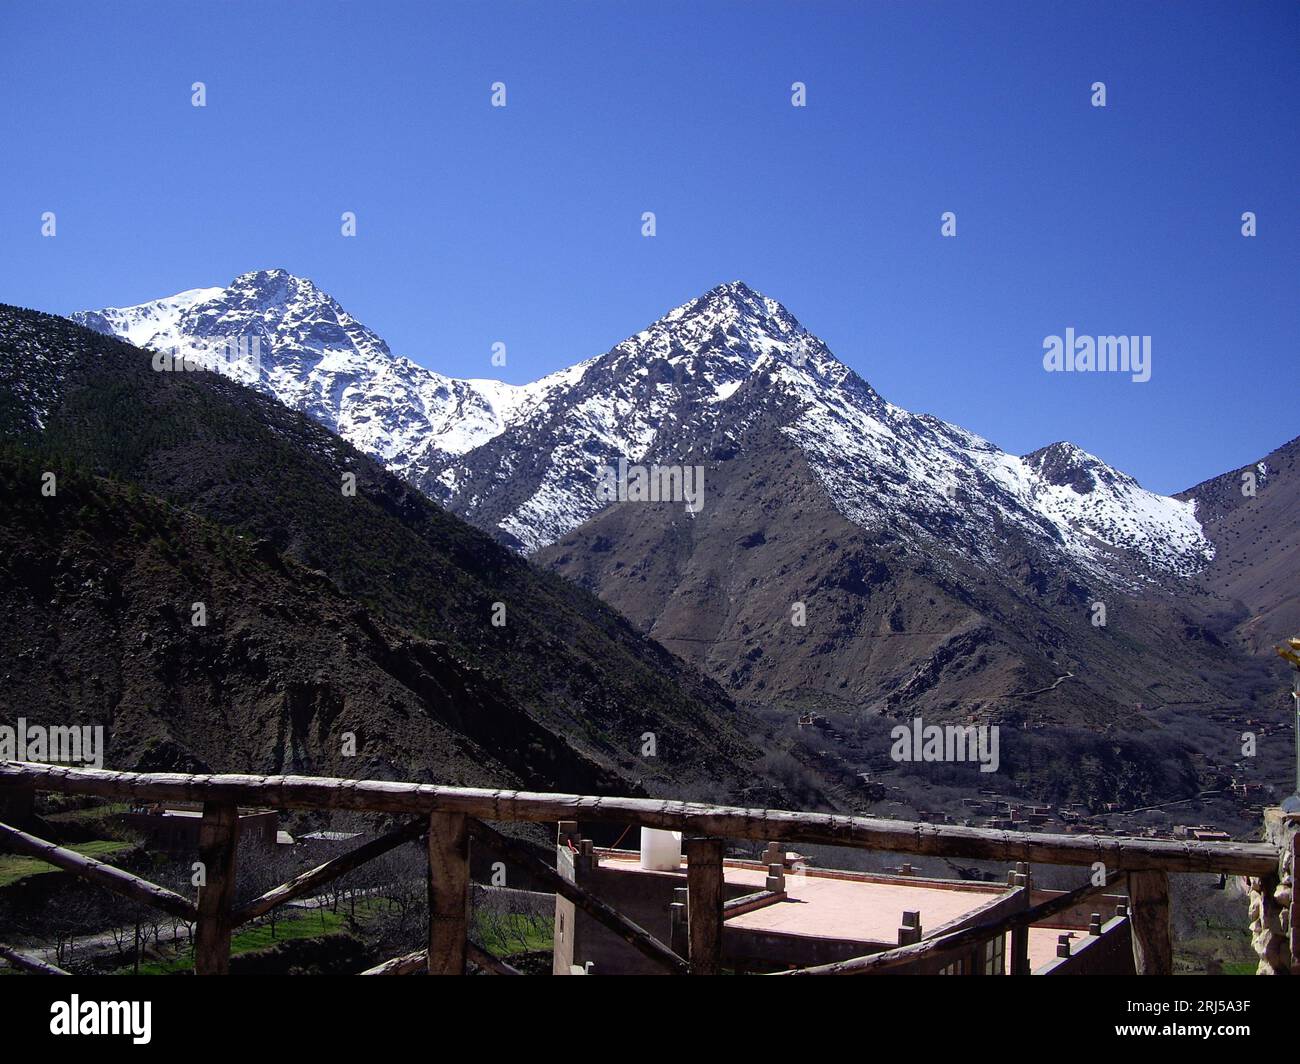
[1009,868,1031,975]
[427,812,469,975]
[194,801,239,975]
[686,836,724,975]
[1128,870,1172,975]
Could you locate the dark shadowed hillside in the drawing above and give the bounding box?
[0,305,811,804]
[0,443,614,789]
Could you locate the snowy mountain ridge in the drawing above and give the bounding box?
[72,271,1211,580]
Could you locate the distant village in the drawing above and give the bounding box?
[797,704,1279,844]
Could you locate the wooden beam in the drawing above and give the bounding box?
[777,870,1123,976]
[467,818,688,975]
[194,802,238,976]
[427,812,469,975]
[0,820,196,921]
[1,762,1278,875]
[232,818,425,927]
[361,949,426,975]
[1127,870,1172,975]
[360,943,522,976]
[686,837,724,975]
[0,943,70,975]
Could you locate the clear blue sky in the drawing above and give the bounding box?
[1,1,1296,493]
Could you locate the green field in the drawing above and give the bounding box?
[42,802,130,826]
[123,908,353,975]
[0,840,132,889]
[474,912,554,955]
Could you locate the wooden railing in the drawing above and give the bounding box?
[0,761,1282,976]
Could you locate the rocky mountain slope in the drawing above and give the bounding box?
[1177,435,1300,656]
[0,305,801,803]
[533,392,1268,728]
[0,441,575,788]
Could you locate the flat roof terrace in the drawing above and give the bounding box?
[591,852,1095,973]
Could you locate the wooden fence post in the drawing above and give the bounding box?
[686,836,724,975]
[428,812,469,975]
[1010,870,1031,975]
[194,802,239,975]
[1128,870,1172,975]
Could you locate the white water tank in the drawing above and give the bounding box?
[639,828,683,870]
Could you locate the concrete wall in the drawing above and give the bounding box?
[1034,917,1135,975]
[118,808,278,852]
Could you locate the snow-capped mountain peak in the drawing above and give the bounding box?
[1025,440,1131,493]
[610,281,862,394]
[208,268,393,361]
[1017,441,1208,575]
[72,269,525,465]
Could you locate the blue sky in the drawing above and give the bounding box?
[1,0,1296,494]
